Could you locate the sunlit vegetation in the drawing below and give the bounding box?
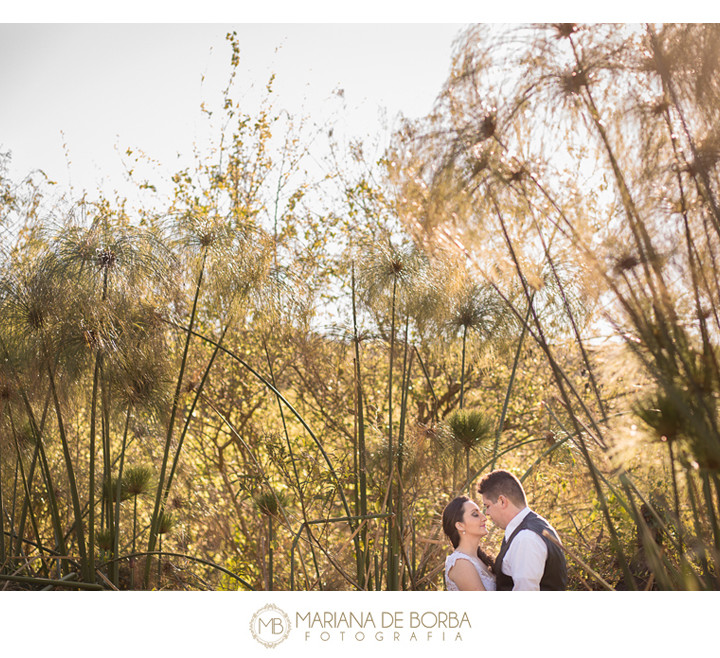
[1,24,720,590]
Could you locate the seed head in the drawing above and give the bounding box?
[122,465,154,497]
[253,490,287,517]
[477,111,497,141]
[560,67,589,96]
[157,511,176,535]
[95,247,117,270]
[96,528,114,551]
[614,252,641,274]
[552,23,578,39]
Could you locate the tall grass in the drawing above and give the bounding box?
[4,24,720,591]
[394,22,720,590]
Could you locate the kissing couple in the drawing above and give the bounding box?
[442,469,568,591]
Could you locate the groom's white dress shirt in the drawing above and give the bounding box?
[501,506,547,591]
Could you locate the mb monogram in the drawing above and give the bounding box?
[250,604,292,648]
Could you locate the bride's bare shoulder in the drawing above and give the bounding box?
[447,555,485,590]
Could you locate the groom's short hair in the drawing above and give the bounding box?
[478,469,526,508]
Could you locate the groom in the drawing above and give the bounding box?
[478,469,567,590]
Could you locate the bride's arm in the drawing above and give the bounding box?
[447,559,486,591]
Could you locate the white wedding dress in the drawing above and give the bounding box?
[444,550,496,591]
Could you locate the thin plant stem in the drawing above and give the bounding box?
[352,264,370,588]
[396,315,413,588]
[263,341,322,589]
[111,405,132,587]
[102,370,113,537]
[702,472,720,552]
[157,533,162,588]
[667,440,684,552]
[130,494,139,590]
[0,447,4,567]
[145,249,207,588]
[87,351,101,581]
[397,316,412,479]
[386,277,398,591]
[163,318,230,504]
[685,471,711,581]
[46,361,89,579]
[0,340,66,564]
[413,345,439,423]
[268,515,273,591]
[388,277,397,474]
[493,297,533,468]
[459,324,467,409]
[7,408,49,576]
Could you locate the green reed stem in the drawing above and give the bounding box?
[667,440,684,552]
[111,405,131,587]
[493,297,533,469]
[10,457,18,553]
[7,409,48,575]
[398,316,411,481]
[388,277,397,476]
[164,317,229,505]
[0,442,6,567]
[459,324,467,410]
[267,515,274,591]
[394,315,412,589]
[88,351,101,581]
[0,340,66,564]
[385,277,401,591]
[685,471,711,582]
[352,264,370,588]
[46,361,88,579]
[101,370,112,536]
[263,341,322,589]
[413,345,439,423]
[702,471,720,553]
[386,277,398,591]
[145,249,207,588]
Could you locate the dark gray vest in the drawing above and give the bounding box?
[494,510,568,591]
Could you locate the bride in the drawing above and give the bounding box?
[442,495,496,591]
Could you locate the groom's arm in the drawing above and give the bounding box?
[505,530,548,591]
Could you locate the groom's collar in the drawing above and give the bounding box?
[504,506,531,539]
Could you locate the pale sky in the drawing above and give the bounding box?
[0,23,466,199]
[4,10,719,201]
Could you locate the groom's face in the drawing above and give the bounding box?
[481,494,508,529]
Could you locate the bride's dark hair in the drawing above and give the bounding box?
[441,496,495,570]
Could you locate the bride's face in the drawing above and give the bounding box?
[458,500,488,539]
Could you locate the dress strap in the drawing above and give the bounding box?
[447,550,481,569]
